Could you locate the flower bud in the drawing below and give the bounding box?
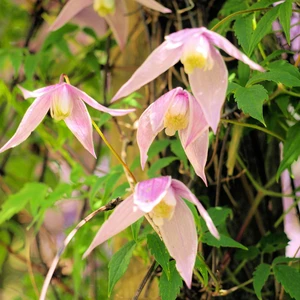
[50,86,73,121]
[164,91,189,136]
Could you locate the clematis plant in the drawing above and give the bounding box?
[0,75,135,157]
[111,27,265,132]
[49,0,171,49]
[137,87,209,184]
[83,176,219,287]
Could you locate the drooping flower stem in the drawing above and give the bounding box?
[210,7,270,32]
[91,119,137,185]
[63,74,71,84]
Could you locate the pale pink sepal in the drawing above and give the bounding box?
[0,95,52,153]
[18,85,59,99]
[137,88,180,168]
[134,176,172,212]
[49,0,93,32]
[83,195,144,258]
[281,163,300,258]
[104,0,128,50]
[171,179,220,239]
[71,85,135,116]
[183,92,209,148]
[73,6,108,36]
[64,93,95,158]
[135,0,171,13]
[160,196,197,288]
[204,29,265,72]
[189,46,228,134]
[179,130,209,186]
[111,41,182,102]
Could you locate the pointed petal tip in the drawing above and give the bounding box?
[82,251,89,260]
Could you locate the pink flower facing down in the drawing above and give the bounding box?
[83,176,219,287]
[0,75,135,157]
[111,27,265,132]
[138,87,209,184]
[49,0,171,49]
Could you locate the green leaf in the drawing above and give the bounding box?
[206,207,232,227]
[227,82,241,95]
[9,49,23,77]
[234,14,253,55]
[131,216,144,241]
[238,61,250,86]
[147,233,170,279]
[70,164,85,182]
[272,256,300,266]
[159,261,183,300]
[195,256,209,287]
[97,113,112,127]
[24,54,39,80]
[277,122,300,178]
[108,240,136,297]
[260,232,289,253]
[0,183,48,225]
[235,246,260,261]
[234,84,268,125]
[248,5,280,55]
[170,139,188,169]
[110,182,129,199]
[202,233,248,250]
[147,157,178,178]
[253,263,271,300]
[247,69,300,87]
[147,140,170,159]
[42,24,78,50]
[274,265,300,299]
[278,0,293,45]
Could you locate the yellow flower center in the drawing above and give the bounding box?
[149,199,176,227]
[50,91,73,121]
[152,201,174,219]
[163,91,189,136]
[164,113,188,136]
[148,189,177,227]
[181,53,207,74]
[93,0,115,16]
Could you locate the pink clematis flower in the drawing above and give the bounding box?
[83,176,219,287]
[0,75,135,157]
[137,87,209,184]
[111,27,265,132]
[49,0,171,49]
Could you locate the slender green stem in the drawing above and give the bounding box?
[221,119,284,142]
[274,200,300,228]
[91,119,137,185]
[236,154,295,198]
[211,7,270,32]
[197,255,220,292]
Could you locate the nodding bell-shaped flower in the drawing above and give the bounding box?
[49,0,171,49]
[137,87,209,184]
[83,176,219,288]
[0,75,135,157]
[111,27,265,132]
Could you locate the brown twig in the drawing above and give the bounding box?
[40,197,122,300]
[132,260,157,300]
